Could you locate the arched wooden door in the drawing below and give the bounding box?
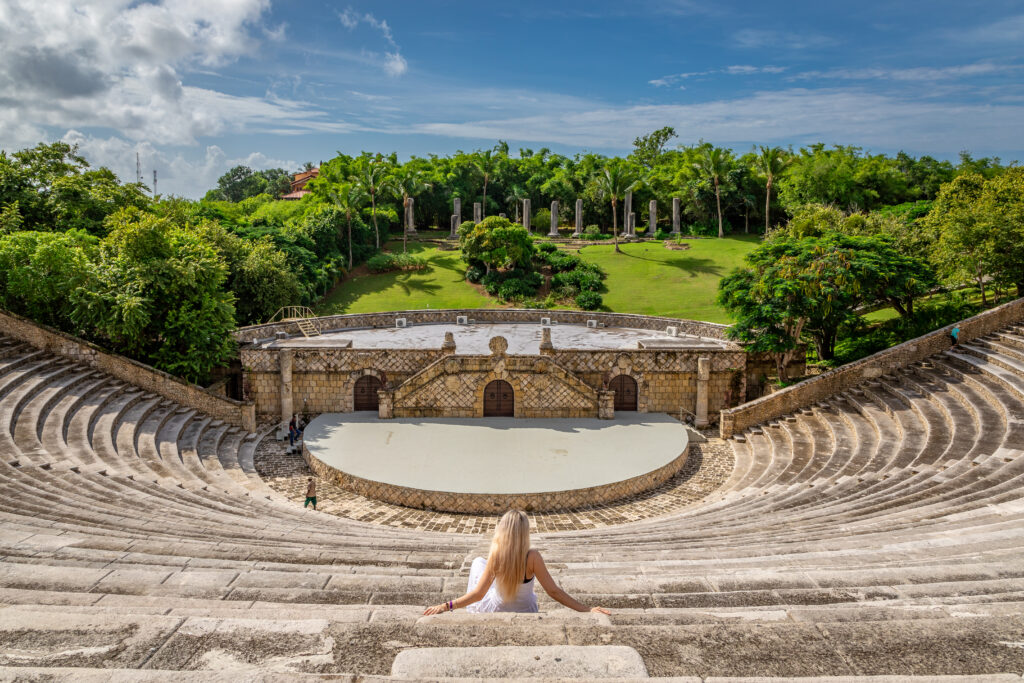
[483,379,514,417]
[353,375,383,411]
[610,374,638,411]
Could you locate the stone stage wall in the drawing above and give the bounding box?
[719,295,1024,438]
[234,309,731,344]
[303,438,690,514]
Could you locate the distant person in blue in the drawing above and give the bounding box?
[288,413,304,451]
[950,326,960,347]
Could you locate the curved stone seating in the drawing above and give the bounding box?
[2,323,1024,679]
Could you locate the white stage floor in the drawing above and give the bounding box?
[303,412,689,495]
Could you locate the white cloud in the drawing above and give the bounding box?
[0,0,350,148]
[649,65,786,87]
[790,62,1021,82]
[733,29,834,50]
[953,14,1024,44]
[337,6,407,77]
[62,130,299,198]
[404,88,1024,157]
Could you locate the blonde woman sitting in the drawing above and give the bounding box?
[424,510,610,615]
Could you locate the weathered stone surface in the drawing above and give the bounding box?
[391,645,649,678]
[548,200,559,236]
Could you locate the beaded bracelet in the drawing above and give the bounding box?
[447,599,454,611]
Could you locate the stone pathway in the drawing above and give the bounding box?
[254,429,733,534]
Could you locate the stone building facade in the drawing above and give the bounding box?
[237,309,750,425]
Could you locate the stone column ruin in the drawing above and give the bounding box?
[405,197,416,234]
[574,198,583,236]
[473,202,482,224]
[278,349,294,437]
[672,197,681,235]
[450,214,459,238]
[454,198,462,224]
[695,356,711,428]
[523,198,531,232]
[648,200,656,237]
[539,327,554,354]
[548,201,559,236]
[628,212,636,236]
[624,192,632,235]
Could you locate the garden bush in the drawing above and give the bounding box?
[654,229,671,240]
[537,241,558,254]
[575,291,602,310]
[366,252,427,273]
[532,208,551,231]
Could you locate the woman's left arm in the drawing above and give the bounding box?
[423,565,494,615]
[532,551,610,614]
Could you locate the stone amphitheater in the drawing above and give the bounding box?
[1,298,1024,681]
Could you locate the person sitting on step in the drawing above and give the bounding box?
[423,509,610,615]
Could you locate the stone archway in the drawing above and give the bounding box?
[482,379,514,417]
[609,374,638,411]
[354,375,383,411]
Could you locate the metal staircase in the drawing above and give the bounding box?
[267,306,321,338]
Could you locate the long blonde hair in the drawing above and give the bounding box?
[488,510,531,601]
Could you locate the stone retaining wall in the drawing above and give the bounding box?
[233,309,731,344]
[0,309,256,432]
[719,296,1024,438]
[303,440,690,514]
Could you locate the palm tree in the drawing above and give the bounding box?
[329,182,366,269]
[394,167,432,253]
[505,184,527,223]
[756,146,794,234]
[474,149,500,218]
[594,164,641,254]
[351,156,396,250]
[693,146,733,238]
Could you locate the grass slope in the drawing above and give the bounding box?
[316,242,496,315]
[579,237,759,323]
[316,236,759,321]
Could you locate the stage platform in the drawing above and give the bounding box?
[302,413,690,514]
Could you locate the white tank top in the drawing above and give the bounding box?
[465,556,539,613]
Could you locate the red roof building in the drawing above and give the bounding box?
[282,168,319,200]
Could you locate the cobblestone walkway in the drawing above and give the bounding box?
[254,431,733,535]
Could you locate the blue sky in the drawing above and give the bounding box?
[1,0,1022,197]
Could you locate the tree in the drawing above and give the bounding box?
[631,126,677,169]
[474,149,501,218]
[215,166,268,203]
[351,156,396,250]
[329,182,367,269]
[693,146,733,237]
[594,163,641,253]
[394,166,431,253]
[73,210,236,382]
[756,146,794,233]
[458,216,535,275]
[0,229,96,329]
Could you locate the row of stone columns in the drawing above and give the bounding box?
[447,197,684,237]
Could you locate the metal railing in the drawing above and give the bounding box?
[266,306,318,324]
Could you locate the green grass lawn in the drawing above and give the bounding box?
[316,236,759,321]
[578,237,760,323]
[316,242,497,315]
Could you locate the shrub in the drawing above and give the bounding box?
[654,229,671,240]
[548,253,583,272]
[533,208,551,231]
[498,278,537,300]
[575,291,602,310]
[366,252,426,273]
[584,224,601,236]
[537,241,558,254]
[465,264,485,283]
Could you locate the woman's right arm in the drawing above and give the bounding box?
[531,551,610,614]
[423,564,494,615]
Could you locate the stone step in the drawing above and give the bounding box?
[390,645,648,679]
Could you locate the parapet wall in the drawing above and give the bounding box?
[719,296,1024,438]
[233,309,731,344]
[0,309,256,432]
